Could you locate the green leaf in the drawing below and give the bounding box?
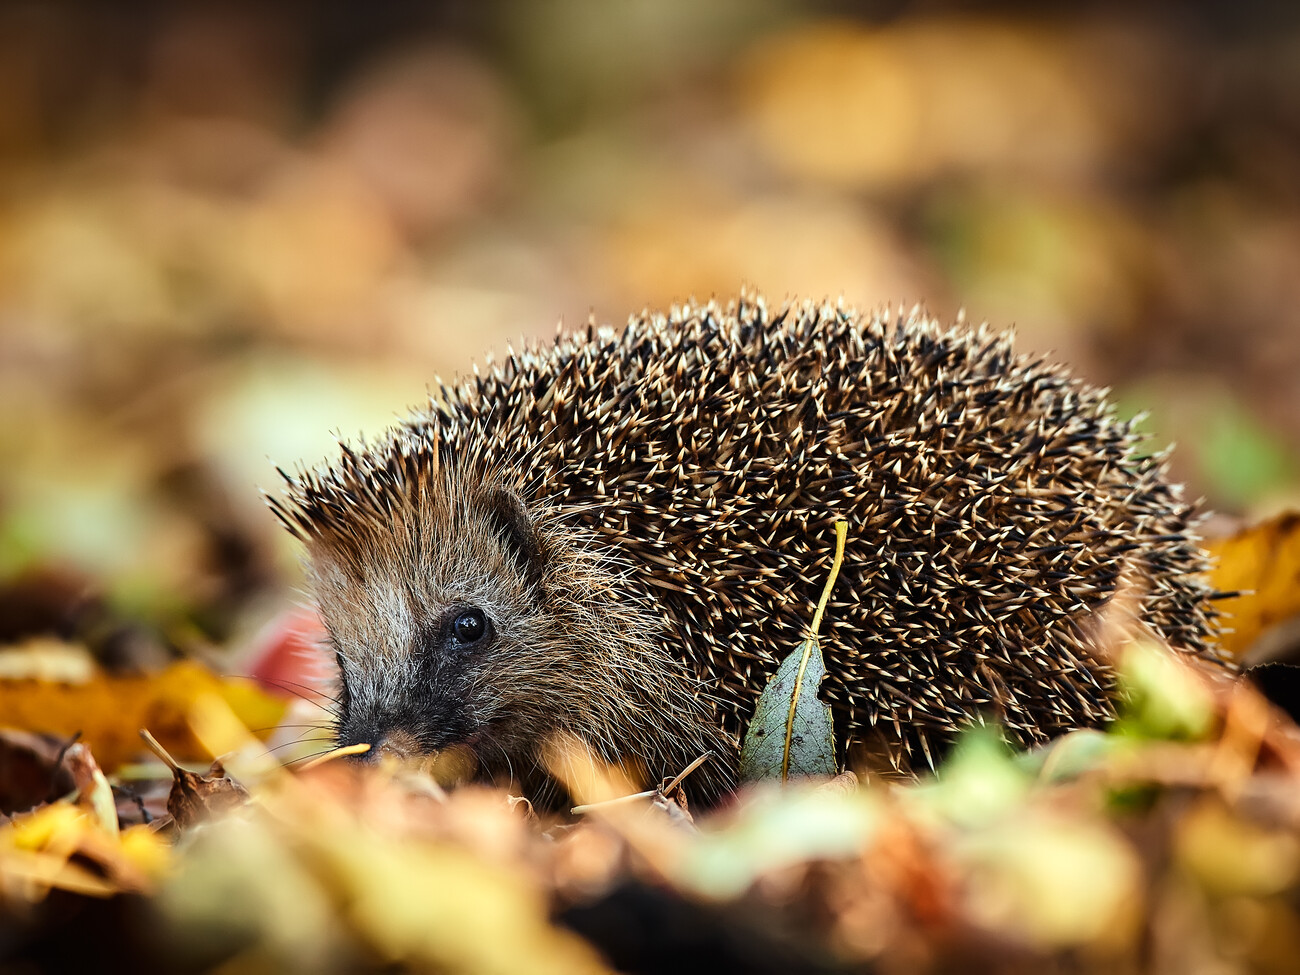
[1111,640,1215,742]
[910,725,1029,826]
[1016,729,1119,783]
[739,521,847,783]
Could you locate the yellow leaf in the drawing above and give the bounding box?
[120,825,173,881]
[1176,798,1300,896]
[1,801,164,899]
[0,660,287,771]
[4,802,88,854]
[1208,512,1300,658]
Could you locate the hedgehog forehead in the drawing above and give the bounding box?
[417,495,538,606]
[307,522,539,670]
[308,479,537,619]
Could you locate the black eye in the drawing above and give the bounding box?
[452,608,488,645]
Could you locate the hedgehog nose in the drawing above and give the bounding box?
[374,729,420,761]
[367,733,477,786]
[334,730,417,765]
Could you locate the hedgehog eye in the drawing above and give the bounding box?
[452,608,488,645]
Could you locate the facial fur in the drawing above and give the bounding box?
[297,457,734,803]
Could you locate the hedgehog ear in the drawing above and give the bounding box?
[483,489,545,586]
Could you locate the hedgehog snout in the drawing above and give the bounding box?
[336,683,473,756]
[333,632,487,762]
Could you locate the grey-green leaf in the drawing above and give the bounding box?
[738,520,847,783]
[739,634,838,782]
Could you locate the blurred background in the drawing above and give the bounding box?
[1,0,1299,665]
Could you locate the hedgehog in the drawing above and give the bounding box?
[271,294,1223,806]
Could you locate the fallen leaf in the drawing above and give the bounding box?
[1178,797,1300,898]
[64,742,118,834]
[0,636,96,682]
[0,729,77,815]
[1208,511,1300,658]
[140,730,250,830]
[0,798,165,900]
[1112,641,1217,743]
[956,810,1142,950]
[0,659,287,771]
[740,521,846,782]
[246,606,330,701]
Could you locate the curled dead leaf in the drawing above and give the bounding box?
[140,729,250,830]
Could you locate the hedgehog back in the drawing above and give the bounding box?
[421,297,1217,771]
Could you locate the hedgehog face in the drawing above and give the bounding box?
[307,483,570,771]
[296,464,732,801]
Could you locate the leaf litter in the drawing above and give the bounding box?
[1,514,1300,971]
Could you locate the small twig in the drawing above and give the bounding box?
[661,751,714,796]
[139,729,181,772]
[297,742,371,771]
[113,784,152,825]
[571,789,658,815]
[571,751,716,815]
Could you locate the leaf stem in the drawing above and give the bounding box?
[782,520,849,780]
[809,520,848,638]
[138,729,181,772]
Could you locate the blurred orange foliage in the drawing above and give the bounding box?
[0,658,286,771]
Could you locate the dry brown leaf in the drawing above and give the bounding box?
[140,730,250,830]
[0,729,76,815]
[165,760,250,830]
